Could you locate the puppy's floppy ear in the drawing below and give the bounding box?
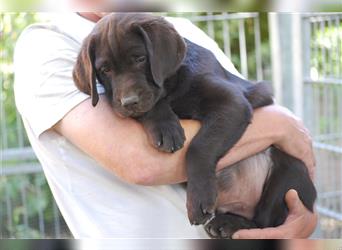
[73,35,99,107]
[135,18,186,87]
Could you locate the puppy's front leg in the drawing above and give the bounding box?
[139,100,185,153]
[186,78,253,225]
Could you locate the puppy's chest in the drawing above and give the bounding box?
[171,99,200,120]
[168,89,203,120]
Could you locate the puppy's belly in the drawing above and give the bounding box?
[216,149,272,220]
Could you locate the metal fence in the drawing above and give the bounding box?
[1,12,341,239]
[301,13,342,238]
[1,148,71,238]
[182,12,268,82]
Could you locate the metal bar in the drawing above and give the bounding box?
[340,149,342,229]
[268,13,283,104]
[336,84,341,139]
[313,84,320,137]
[303,13,342,19]
[329,79,334,136]
[337,85,342,137]
[313,21,319,77]
[314,133,342,141]
[20,181,29,234]
[316,205,342,221]
[323,82,328,136]
[0,81,8,149]
[313,142,342,154]
[0,199,2,238]
[2,147,37,161]
[315,146,322,200]
[303,18,312,79]
[303,19,313,131]
[254,15,263,81]
[326,141,335,213]
[318,190,342,199]
[35,176,45,238]
[311,21,319,136]
[238,18,248,78]
[187,12,258,22]
[306,14,342,22]
[53,201,61,238]
[292,13,303,118]
[304,78,342,85]
[328,19,333,77]
[309,21,315,77]
[336,17,341,78]
[304,83,314,132]
[5,184,13,238]
[2,164,42,175]
[222,14,231,59]
[320,20,327,77]
[206,12,214,39]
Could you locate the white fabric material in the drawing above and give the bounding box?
[14,13,241,238]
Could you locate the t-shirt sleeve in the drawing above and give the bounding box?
[14,24,104,138]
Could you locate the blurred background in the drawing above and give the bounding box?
[0,12,341,239]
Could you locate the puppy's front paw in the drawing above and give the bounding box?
[205,213,257,239]
[145,119,185,153]
[186,177,217,225]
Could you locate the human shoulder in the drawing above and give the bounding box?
[15,23,79,61]
[15,14,94,61]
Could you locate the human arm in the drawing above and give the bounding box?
[53,95,314,185]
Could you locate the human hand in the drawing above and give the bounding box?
[232,189,318,239]
[274,106,315,179]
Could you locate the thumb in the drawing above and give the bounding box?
[285,189,301,214]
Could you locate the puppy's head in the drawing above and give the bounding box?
[73,13,186,118]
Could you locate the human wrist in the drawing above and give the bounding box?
[269,105,296,147]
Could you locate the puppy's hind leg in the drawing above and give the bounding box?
[206,150,272,239]
[205,213,257,239]
[253,147,317,228]
[186,76,253,225]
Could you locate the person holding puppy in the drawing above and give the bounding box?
[14,11,317,238]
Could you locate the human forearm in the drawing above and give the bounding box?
[139,104,315,185]
[54,96,314,186]
[53,95,199,185]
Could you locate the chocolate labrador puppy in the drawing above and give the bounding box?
[73,13,316,238]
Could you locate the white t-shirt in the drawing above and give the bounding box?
[14,13,241,238]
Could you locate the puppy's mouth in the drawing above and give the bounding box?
[115,108,145,118]
[112,101,154,118]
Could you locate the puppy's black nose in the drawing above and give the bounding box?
[120,94,139,107]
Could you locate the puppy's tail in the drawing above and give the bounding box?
[245,81,274,109]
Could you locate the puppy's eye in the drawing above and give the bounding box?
[100,65,111,74]
[135,56,146,63]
